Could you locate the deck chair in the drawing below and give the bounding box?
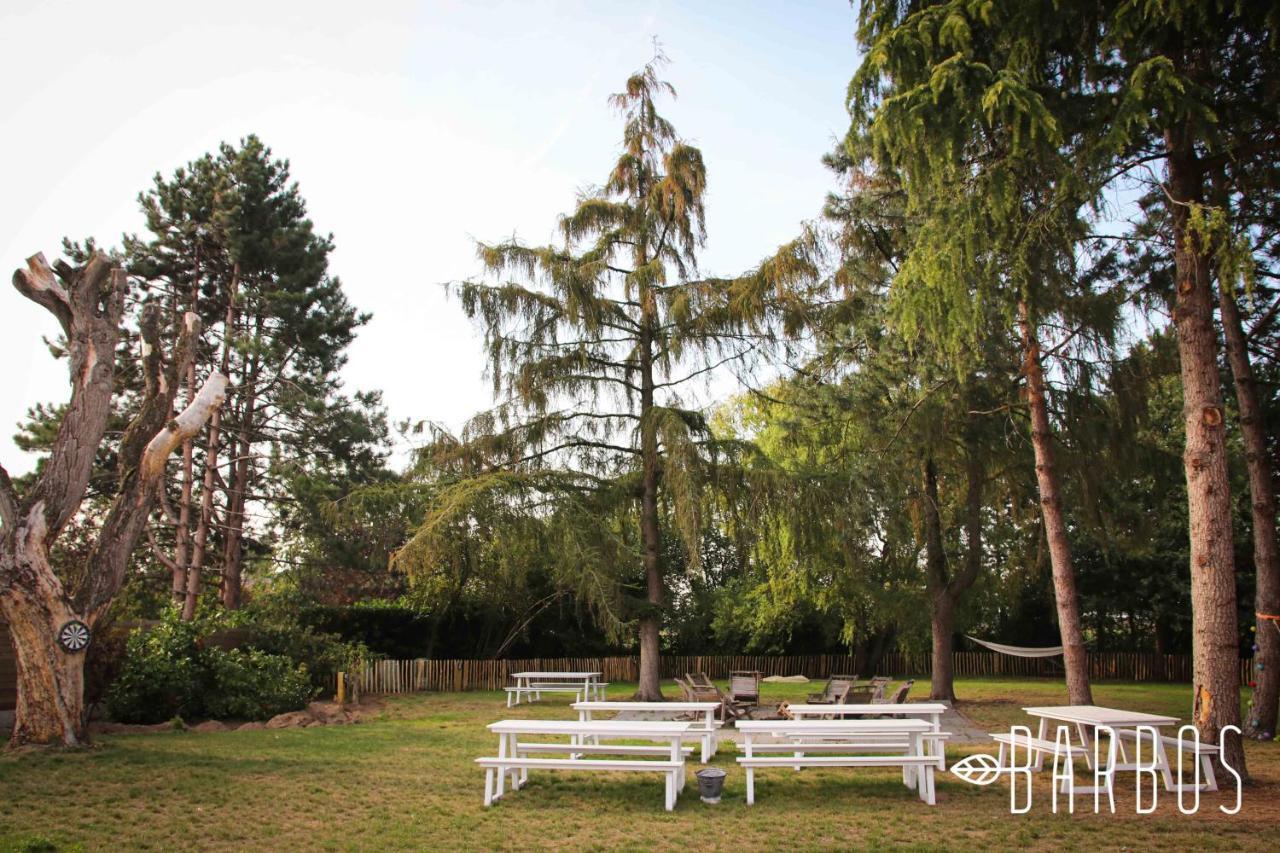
[807,675,855,704]
[867,676,892,703]
[886,679,914,704]
[684,673,739,722]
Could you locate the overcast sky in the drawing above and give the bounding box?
[0,0,857,474]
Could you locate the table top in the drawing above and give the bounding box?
[488,719,693,735]
[1022,705,1179,726]
[573,701,720,712]
[509,671,602,679]
[736,718,933,734]
[782,703,948,716]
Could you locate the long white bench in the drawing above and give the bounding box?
[505,685,584,707]
[738,754,941,805]
[505,682,611,707]
[477,757,684,811]
[1112,729,1220,792]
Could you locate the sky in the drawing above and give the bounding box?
[0,0,859,474]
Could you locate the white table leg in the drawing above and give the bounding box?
[495,733,508,799]
[483,768,494,806]
[1033,717,1049,770]
[746,767,755,805]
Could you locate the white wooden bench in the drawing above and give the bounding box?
[476,757,684,811]
[1112,729,1219,791]
[505,685,584,707]
[573,700,721,762]
[738,754,941,805]
[482,719,693,810]
[507,672,606,705]
[736,719,945,805]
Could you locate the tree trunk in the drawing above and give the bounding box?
[1,254,226,748]
[220,317,261,610]
[185,263,238,620]
[2,539,88,747]
[921,450,984,702]
[1018,302,1093,705]
[635,318,664,701]
[1166,127,1246,775]
[1218,241,1280,741]
[921,457,955,701]
[170,257,201,604]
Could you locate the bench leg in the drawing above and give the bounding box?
[746,767,755,805]
[1202,753,1218,792]
[925,766,936,805]
[665,773,675,812]
[484,768,494,806]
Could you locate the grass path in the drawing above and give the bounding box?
[1,678,1277,851]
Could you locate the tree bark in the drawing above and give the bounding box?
[220,314,261,610]
[171,252,201,604]
[1166,126,1246,775]
[185,263,238,620]
[1216,231,1280,741]
[1,253,226,748]
[635,314,664,701]
[922,451,984,701]
[1018,302,1093,705]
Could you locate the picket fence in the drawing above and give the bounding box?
[328,651,1256,696]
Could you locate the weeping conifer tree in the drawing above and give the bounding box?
[394,54,818,699]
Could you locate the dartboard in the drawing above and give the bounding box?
[57,620,91,653]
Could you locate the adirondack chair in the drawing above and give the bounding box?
[867,676,892,703]
[886,679,914,704]
[684,673,741,722]
[807,675,856,704]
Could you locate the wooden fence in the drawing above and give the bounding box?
[329,651,1256,696]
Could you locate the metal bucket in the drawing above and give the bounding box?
[695,767,727,804]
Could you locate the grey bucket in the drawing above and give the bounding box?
[695,767,727,803]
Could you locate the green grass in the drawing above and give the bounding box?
[1,678,1277,851]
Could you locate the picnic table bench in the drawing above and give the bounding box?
[735,719,948,805]
[780,703,950,769]
[505,671,606,706]
[992,705,1218,801]
[478,719,693,811]
[573,700,722,763]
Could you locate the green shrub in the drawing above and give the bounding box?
[201,648,314,720]
[105,611,321,724]
[104,618,203,723]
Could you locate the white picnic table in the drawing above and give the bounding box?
[506,671,605,706]
[480,719,694,810]
[735,718,944,805]
[781,703,949,768]
[1020,704,1214,795]
[573,700,721,762]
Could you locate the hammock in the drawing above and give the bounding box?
[966,635,1064,658]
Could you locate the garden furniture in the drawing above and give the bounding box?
[505,671,606,706]
[573,700,721,762]
[807,675,856,704]
[735,718,948,805]
[479,719,694,811]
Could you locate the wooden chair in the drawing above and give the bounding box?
[681,673,738,722]
[807,675,856,704]
[728,670,762,706]
[886,679,914,704]
[867,676,892,703]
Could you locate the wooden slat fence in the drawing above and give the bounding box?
[327,651,1255,696]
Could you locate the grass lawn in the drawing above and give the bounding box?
[1,678,1277,851]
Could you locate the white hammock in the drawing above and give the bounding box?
[966,635,1064,658]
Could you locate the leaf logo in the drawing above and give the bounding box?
[949,752,1004,786]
